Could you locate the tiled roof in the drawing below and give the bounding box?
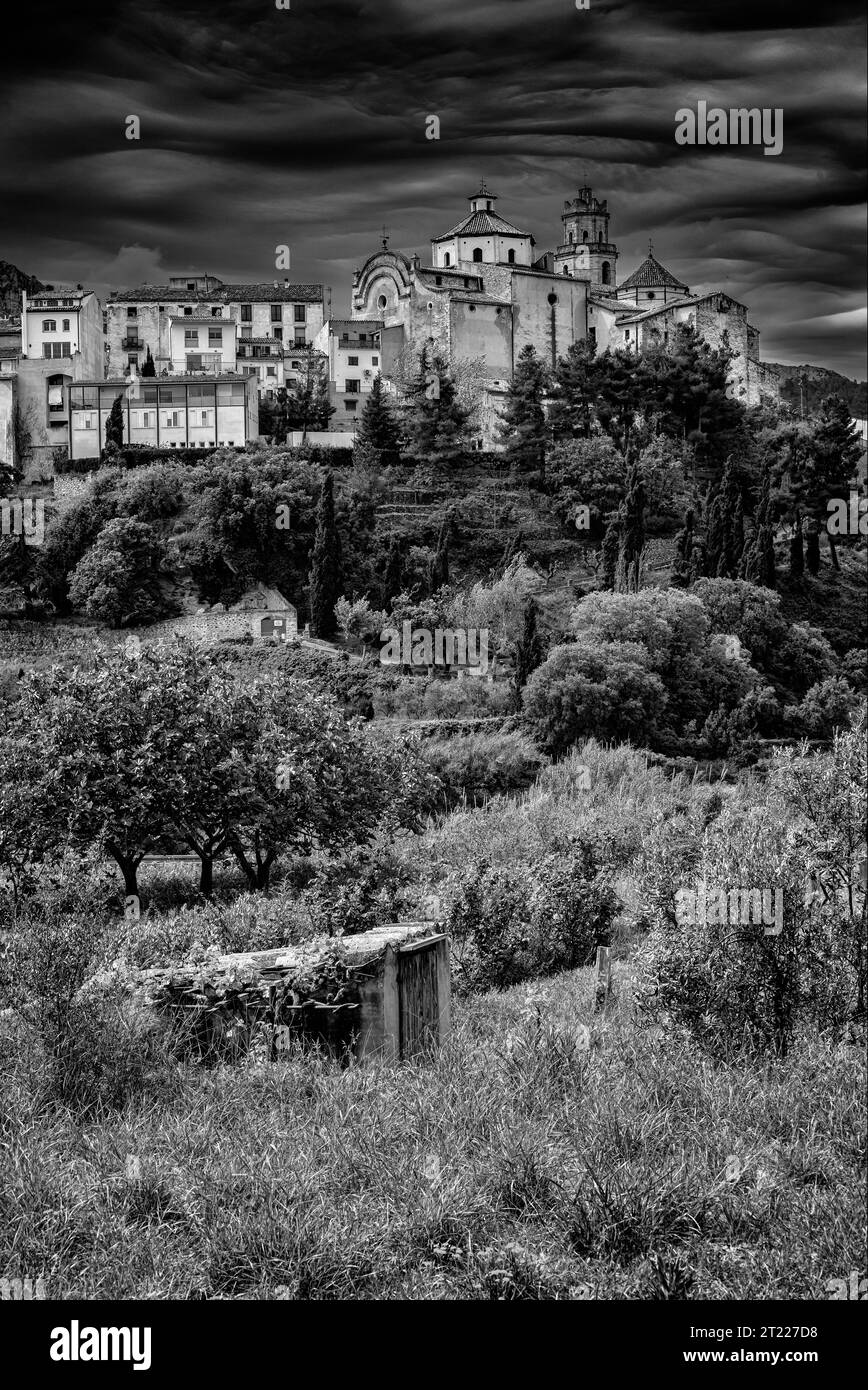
[434,210,531,240]
[167,315,236,325]
[108,283,324,304]
[617,254,688,292]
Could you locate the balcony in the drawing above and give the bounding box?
[122,337,144,350]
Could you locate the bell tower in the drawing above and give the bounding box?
[554,185,619,290]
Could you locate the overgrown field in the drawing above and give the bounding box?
[1,966,863,1300]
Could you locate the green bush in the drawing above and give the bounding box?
[420,730,544,810]
[635,709,867,1057]
[443,844,617,993]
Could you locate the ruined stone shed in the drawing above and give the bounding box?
[132,922,451,1064]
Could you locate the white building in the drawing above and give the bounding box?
[168,315,237,374]
[67,374,259,459]
[105,275,325,391]
[314,319,383,431]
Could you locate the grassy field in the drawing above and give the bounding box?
[2,963,863,1301]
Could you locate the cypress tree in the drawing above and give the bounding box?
[381,537,403,610]
[671,507,696,588]
[141,347,156,378]
[429,516,450,591]
[512,597,545,707]
[620,459,646,585]
[789,512,804,579]
[104,396,125,452]
[600,515,620,590]
[308,472,342,638]
[805,521,820,576]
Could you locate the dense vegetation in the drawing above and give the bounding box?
[1,327,865,1300]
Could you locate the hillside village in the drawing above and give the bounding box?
[0,176,866,1307]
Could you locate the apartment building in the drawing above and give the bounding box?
[314,318,383,431]
[10,287,105,476]
[105,275,324,390]
[67,374,258,459]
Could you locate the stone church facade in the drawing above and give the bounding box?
[351,181,778,446]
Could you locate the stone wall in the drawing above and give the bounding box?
[132,605,298,646]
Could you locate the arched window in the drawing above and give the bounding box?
[601,262,611,286]
[472,248,483,262]
[42,319,56,332]
[443,252,451,266]
[563,267,570,275]
[568,232,574,244]
[598,231,603,243]
[582,231,588,243]
[507,249,515,264]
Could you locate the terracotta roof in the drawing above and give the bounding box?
[434,210,531,241]
[109,284,323,304]
[167,315,236,325]
[617,253,689,292]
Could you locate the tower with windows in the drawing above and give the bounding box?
[554,185,619,290]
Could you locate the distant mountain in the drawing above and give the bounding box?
[0,260,45,319]
[769,363,868,419]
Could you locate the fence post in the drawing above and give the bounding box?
[594,945,611,1013]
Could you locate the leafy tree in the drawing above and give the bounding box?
[522,640,669,755]
[6,648,196,896]
[309,471,342,638]
[547,436,626,533]
[354,375,401,469]
[68,517,168,626]
[497,344,549,482]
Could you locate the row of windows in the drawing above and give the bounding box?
[184,329,224,346]
[70,384,246,408]
[566,230,606,244]
[125,304,307,321]
[345,355,379,366]
[441,249,518,267]
[41,318,71,332]
[42,343,71,358]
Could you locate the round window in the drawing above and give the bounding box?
[377,294,387,310]
[547,292,558,305]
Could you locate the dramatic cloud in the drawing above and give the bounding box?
[0,0,864,376]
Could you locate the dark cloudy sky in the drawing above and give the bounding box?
[1,0,865,377]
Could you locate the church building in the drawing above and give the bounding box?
[351,180,778,447]
[351,182,588,445]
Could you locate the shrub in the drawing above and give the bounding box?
[635,709,867,1057]
[443,843,617,993]
[420,730,545,810]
